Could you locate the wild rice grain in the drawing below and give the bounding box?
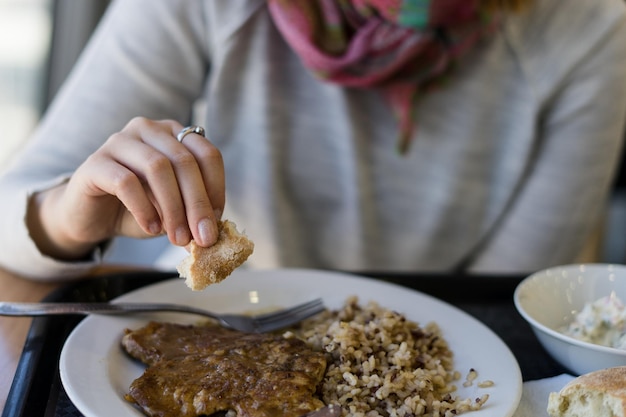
[286,296,490,417]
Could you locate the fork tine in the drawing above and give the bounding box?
[254,298,323,320]
[255,300,324,324]
[255,299,325,332]
[256,305,324,332]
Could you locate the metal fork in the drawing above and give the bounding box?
[0,298,325,333]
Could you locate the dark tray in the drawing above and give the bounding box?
[2,270,568,417]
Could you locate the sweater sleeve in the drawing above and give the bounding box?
[469,6,626,272]
[0,0,211,280]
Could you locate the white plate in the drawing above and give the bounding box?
[60,268,522,417]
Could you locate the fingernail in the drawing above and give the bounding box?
[148,220,162,235]
[214,208,222,221]
[198,217,218,245]
[175,226,190,246]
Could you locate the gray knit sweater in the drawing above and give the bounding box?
[1,0,626,279]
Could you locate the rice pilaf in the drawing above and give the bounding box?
[285,296,490,417]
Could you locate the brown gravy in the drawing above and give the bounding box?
[122,321,327,417]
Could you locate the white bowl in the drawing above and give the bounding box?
[514,263,626,376]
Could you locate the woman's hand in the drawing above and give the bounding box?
[27,117,225,261]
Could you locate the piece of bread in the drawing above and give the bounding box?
[547,366,626,417]
[176,220,254,291]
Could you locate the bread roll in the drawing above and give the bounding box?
[176,220,254,291]
[547,366,626,417]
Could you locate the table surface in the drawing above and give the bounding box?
[0,265,155,413]
[0,267,570,417]
[0,267,59,412]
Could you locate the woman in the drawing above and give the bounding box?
[1,0,625,280]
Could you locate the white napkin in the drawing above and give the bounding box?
[512,374,575,417]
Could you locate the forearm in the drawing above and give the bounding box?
[26,184,100,262]
[0,0,211,279]
[0,175,101,281]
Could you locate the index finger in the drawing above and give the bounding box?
[170,123,226,239]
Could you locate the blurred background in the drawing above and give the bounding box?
[0,0,110,166]
[0,0,51,167]
[0,0,624,265]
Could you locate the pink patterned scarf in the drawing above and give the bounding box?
[268,0,499,153]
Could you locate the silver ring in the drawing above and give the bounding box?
[176,125,205,143]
